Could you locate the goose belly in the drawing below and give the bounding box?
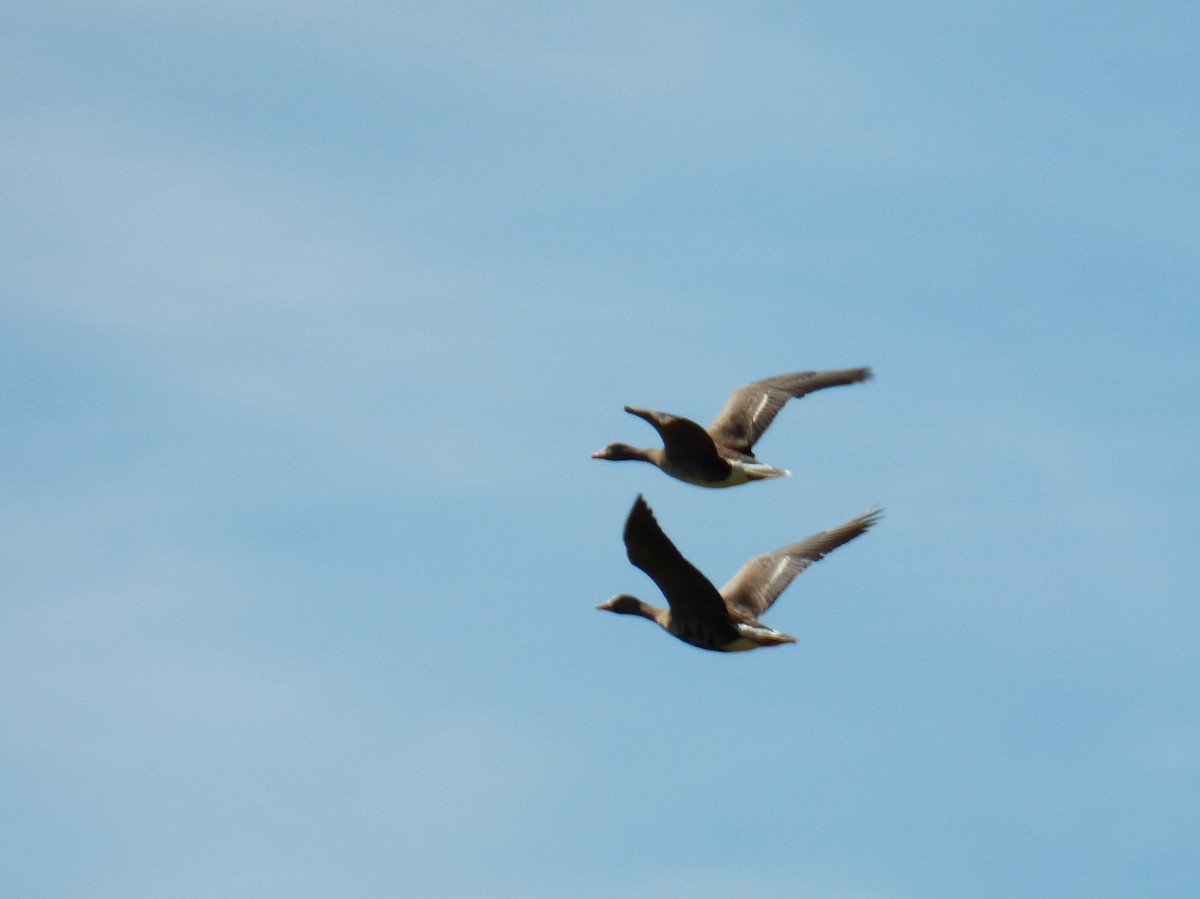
[668,618,793,652]
[725,621,797,651]
[719,634,766,652]
[672,459,788,488]
[711,459,789,487]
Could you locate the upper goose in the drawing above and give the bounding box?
[591,368,872,487]
[596,495,881,652]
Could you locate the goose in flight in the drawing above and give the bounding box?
[591,368,872,487]
[596,495,881,652]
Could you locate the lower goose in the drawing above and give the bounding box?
[597,495,881,652]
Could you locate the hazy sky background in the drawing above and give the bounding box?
[3,2,1198,897]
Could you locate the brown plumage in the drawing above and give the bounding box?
[591,368,872,487]
[596,495,881,652]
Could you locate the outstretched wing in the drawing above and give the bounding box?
[623,495,729,620]
[720,506,882,618]
[624,406,726,467]
[707,368,873,454]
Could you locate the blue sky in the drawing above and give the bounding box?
[2,2,1197,897]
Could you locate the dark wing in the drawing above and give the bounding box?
[623,495,730,621]
[624,406,726,466]
[720,507,882,618]
[707,368,873,454]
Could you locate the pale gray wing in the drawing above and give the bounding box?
[623,495,730,621]
[707,368,873,455]
[720,507,882,618]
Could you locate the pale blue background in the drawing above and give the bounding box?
[3,3,1197,897]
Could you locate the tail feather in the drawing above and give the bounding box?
[744,466,789,481]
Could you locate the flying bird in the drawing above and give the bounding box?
[591,368,872,487]
[596,495,881,652]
